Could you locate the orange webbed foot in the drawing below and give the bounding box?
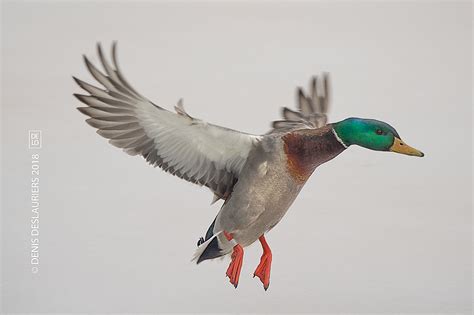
[224,231,244,288]
[226,244,244,288]
[253,235,272,290]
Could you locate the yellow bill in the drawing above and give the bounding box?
[390,137,424,157]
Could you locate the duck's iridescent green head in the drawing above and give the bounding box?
[333,118,424,157]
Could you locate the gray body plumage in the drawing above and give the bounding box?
[208,125,346,259]
[214,135,304,249]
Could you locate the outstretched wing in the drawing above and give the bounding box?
[270,73,331,133]
[74,42,260,202]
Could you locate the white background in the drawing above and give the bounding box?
[2,1,472,313]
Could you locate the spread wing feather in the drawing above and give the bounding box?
[74,42,260,201]
[270,74,331,133]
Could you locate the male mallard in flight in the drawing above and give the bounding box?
[74,43,424,291]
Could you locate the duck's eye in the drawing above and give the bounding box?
[376,129,383,135]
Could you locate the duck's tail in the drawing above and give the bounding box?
[192,231,235,264]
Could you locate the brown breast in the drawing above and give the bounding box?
[282,125,346,183]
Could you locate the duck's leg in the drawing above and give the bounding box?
[223,231,244,288]
[253,235,272,290]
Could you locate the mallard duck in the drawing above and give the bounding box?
[74,43,424,291]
